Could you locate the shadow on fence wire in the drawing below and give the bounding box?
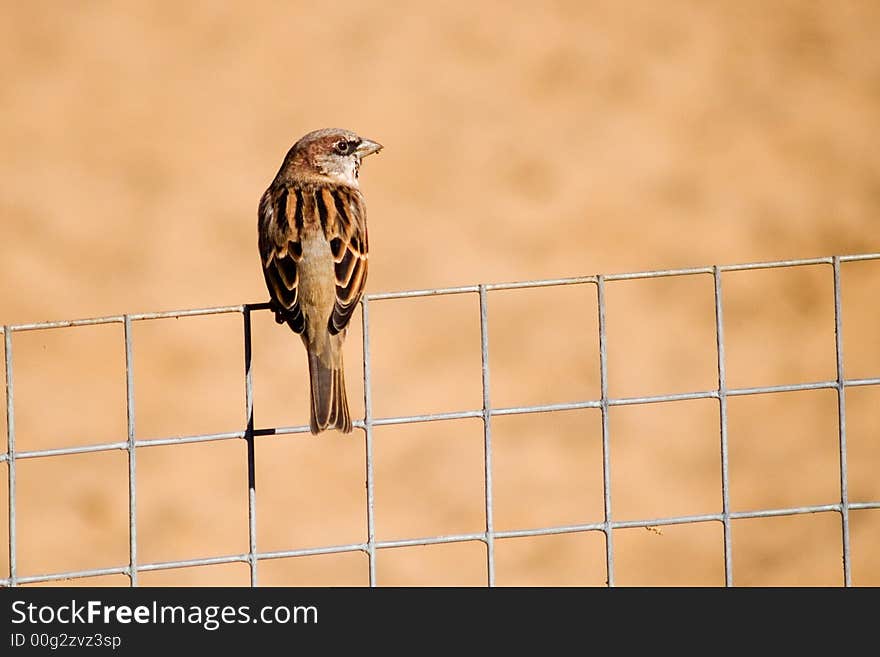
[2,253,880,587]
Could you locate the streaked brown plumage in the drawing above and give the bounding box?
[258,128,382,434]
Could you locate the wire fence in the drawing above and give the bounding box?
[2,253,880,587]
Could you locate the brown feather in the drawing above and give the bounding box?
[258,180,368,337]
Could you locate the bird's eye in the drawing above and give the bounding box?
[335,141,351,155]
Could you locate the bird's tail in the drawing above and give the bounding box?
[306,335,352,435]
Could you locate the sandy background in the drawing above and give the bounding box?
[1,1,878,586]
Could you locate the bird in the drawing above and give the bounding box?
[257,128,382,434]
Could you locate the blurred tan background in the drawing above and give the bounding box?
[1,0,878,586]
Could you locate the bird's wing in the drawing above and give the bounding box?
[320,186,369,334]
[258,184,306,333]
[259,183,368,335]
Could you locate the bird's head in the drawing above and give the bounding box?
[280,128,382,187]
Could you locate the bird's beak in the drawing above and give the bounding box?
[355,138,383,158]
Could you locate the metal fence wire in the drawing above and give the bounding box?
[2,253,879,587]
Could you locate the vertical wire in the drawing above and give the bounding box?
[361,298,377,586]
[123,316,138,586]
[243,307,258,587]
[478,286,496,586]
[596,277,614,586]
[713,267,733,586]
[832,257,851,586]
[4,329,15,586]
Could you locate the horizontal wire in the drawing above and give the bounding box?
[135,430,247,447]
[1,377,878,463]
[850,502,880,510]
[11,442,128,460]
[847,377,880,387]
[365,285,480,300]
[9,316,126,332]
[718,257,833,272]
[136,554,252,572]
[377,532,489,550]
[3,304,271,333]
[605,266,713,281]
[492,400,601,415]
[257,543,368,561]
[14,566,129,585]
[486,276,597,291]
[728,381,836,396]
[6,253,878,332]
[7,500,879,587]
[838,253,880,263]
[370,410,483,426]
[128,305,247,321]
[609,390,716,406]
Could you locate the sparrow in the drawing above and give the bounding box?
[257,128,382,434]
